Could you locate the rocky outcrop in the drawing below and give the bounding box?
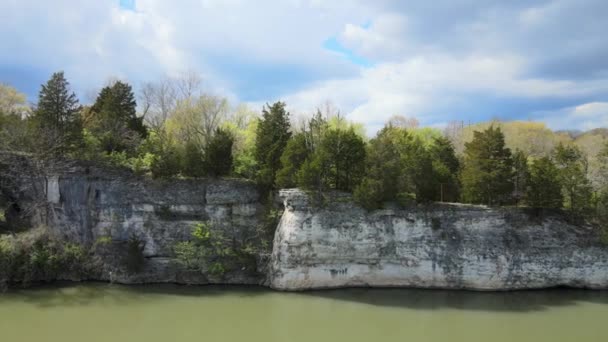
[42,164,264,285]
[3,153,608,291]
[269,189,608,291]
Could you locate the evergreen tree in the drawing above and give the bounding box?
[32,71,82,154]
[89,81,146,153]
[203,127,234,177]
[354,126,436,208]
[254,102,291,189]
[526,157,563,209]
[181,140,205,178]
[354,126,405,209]
[554,143,593,215]
[512,149,529,205]
[429,136,460,202]
[276,133,310,188]
[297,128,366,192]
[460,126,514,205]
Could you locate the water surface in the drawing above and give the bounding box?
[1,284,607,342]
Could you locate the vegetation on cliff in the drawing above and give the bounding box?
[1,72,608,289]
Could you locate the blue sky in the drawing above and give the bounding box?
[0,0,607,133]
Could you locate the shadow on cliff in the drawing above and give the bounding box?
[0,282,267,308]
[297,287,608,313]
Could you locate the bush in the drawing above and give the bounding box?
[173,221,258,278]
[0,231,90,289]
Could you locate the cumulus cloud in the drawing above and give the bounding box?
[533,102,608,131]
[0,0,607,133]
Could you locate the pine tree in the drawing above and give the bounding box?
[89,81,146,153]
[254,102,291,190]
[429,136,460,202]
[554,143,593,215]
[276,133,310,188]
[512,149,529,205]
[460,126,514,205]
[526,157,563,209]
[33,71,82,154]
[203,127,234,177]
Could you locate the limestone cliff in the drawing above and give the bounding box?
[42,165,265,285]
[269,189,608,290]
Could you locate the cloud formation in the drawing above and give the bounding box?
[0,0,606,132]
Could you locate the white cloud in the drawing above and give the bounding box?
[278,53,608,134]
[533,102,608,131]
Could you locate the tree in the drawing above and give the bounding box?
[203,127,234,177]
[460,126,514,205]
[0,83,28,117]
[319,128,366,191]
[354,125,434,208]
[354,126,405,209]
[181,140,205,178]
[168,94,229,149]
[87,81,146,153]
[554,143,593,215]
[526,157,563,209]
[276,133,310,188]
[0,84,30,151]
[254,102,291,189]
[512,149,529,205]
[32,72,82,154]
[429,136,460,202]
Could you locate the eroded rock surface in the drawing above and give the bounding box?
[43,165,263,285]
[270,189,608,290]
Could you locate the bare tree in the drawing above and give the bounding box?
[170,94,229,148]
[175,70,203,99]
[387,114,419,129]
[139,77,178,130]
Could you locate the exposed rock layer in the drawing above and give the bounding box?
[42,165,263,285]
[3,155,607,291]
[269,189,608,290]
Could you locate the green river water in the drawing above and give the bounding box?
[1,283,608,342]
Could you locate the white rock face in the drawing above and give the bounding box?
[270,189,608,291]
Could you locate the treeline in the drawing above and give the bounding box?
[1,72,607,226]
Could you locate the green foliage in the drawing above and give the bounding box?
[276,133,310,188]
[31,71,83,154]
[86,81,146,154]
[203,127,234,177]
[526,157,563,209]
[173,222,252,278]
[0,232,89,289]
[429,136,460,202]
[255,102,291,189]
[181,140,205,177]
[354,177,385,210]
[461,126,514,205]
[354,125,457,209]
[142,130,182,178]
[512,149,530,205]
[297,128,366,192]
[554,143,593,215]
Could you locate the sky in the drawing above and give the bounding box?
[0,0,607,134]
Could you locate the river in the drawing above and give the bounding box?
[1,284,607,341]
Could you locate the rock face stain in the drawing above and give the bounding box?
[269,189,608,291]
